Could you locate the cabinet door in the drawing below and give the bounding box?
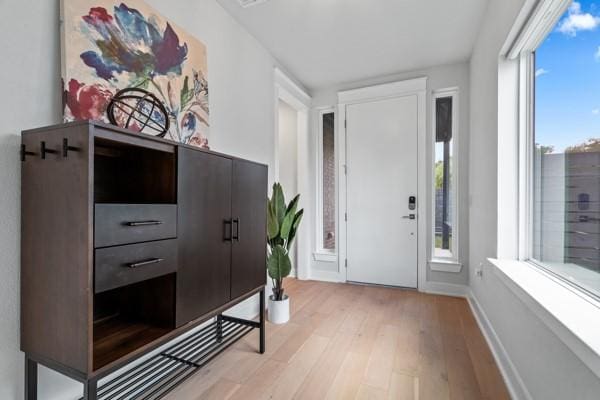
[231,160,268,299]
[176,148,232,326]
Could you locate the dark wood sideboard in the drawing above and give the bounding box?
[20,121,268,399]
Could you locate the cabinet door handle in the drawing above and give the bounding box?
[126,258,164,268]
[62,138,79,158]
[233,218,240,242]
[125,220,163,226]
[224,219,233,241]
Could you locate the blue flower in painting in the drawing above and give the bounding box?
[80,4,188,81]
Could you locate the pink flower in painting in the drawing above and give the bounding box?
[65,79,113,120]
[188,134,209,149]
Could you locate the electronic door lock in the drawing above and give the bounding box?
[408,196,416,210]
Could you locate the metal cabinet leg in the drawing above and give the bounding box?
[84,379,97,400]
[25,355,37,400]
[216,314,223,343]
[259,288,265,354]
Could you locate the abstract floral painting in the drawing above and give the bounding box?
[61,0,210,148]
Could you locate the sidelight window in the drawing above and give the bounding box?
[432,90,459,261]
[316,109,336,256]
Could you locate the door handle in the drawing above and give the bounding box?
[232,218,240,242]
[224,219,233,241]
[402,214,416,220]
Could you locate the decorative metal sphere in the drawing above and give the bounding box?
[107,88,170,137]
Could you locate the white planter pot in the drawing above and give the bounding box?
[268,295,290,324]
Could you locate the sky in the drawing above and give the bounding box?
[536,1,600,152]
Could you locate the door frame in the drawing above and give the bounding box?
[274,68,311,279]
[337,77,428,290]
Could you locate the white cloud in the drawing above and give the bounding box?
[558,2,600,36]
[535,68,549,77]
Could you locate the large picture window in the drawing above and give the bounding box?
[530,1,600,298]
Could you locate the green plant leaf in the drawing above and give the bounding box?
[286,194,300,216]
[267,199,279,240]
[272,183,286,225]
[267,245,291,281]
[280,197,299,241]
[286,209,304,250]
[292,209,304,231]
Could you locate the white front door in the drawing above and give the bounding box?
[346,95,419,288]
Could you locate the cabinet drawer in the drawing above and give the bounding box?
[95,239,178,293]
[95,204,177,248]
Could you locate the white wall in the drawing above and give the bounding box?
[277,100,298,201]
[469,0,600,398]
[0,0,279,398]
[309,62,470,285]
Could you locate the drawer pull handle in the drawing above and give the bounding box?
[126,258,164,268]
[125,220,163,227]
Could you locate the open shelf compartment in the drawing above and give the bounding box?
[93,274,177,371]
[94,137,177,204]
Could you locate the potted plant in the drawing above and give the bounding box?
[266,183,303,324]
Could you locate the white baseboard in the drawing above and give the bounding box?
[421,281,469,297]
[467,290,532,400]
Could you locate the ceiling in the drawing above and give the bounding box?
[217,0,489,91]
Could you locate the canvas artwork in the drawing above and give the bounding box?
[61,0,210,148]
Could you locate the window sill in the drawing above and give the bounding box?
[429,259,462,273]
[488,258,600,378]
[313,252,337,263]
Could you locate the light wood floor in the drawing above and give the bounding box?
[165,279,510,400]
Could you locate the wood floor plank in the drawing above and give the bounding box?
[457,299,511,400]
[388,372,419,400]
[222,347,268,383]
[418,295,450,400]
[197,378,240,400]
[270,323,314,363]
[356,384,388,400]
[349,311,381,357]
[296,283,336,317]
[436,297,483,400]
[314,309,349,337]
[325,351,369,400]
[228,359,286,400]
[393,307,421,376]
[364,323,401,390]
[293,332,355,400]
[260,334,330,400]
[339,307,368,335]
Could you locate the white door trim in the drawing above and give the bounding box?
[274,67,311,280]
[337,77,428,290]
